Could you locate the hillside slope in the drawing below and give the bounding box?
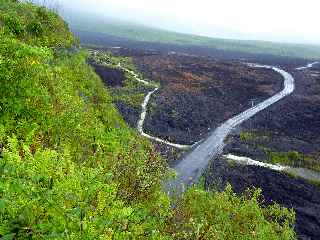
[0,1,295,239]
[63,13,320,59]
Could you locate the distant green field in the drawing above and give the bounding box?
[63,13,320,59]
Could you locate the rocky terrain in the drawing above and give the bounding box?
[89,59,150,128]
[89,46,286,146]
[89,61,125,87]
[204,156,320,240]
[203,64,320,239]
[134,54,283,144]
[222,65,320,171]
[85,38,320,239]
[75,30,311,66]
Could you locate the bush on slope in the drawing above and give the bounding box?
[0,1,295,239]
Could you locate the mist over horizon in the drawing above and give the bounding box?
[33,0,320,46]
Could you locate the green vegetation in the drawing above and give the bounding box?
[0,0,75,48]
[167,186,295,240]
[238,131,320,172]
[267,150,320,172]
[89,50,156,108]
[65,13,320,59]
[240,131,255,142]
[305,178,320,189]
[0,1,296,239]
[89,49,133,69]
[267,151,303,167]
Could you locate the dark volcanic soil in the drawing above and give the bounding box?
[133,54,283,144]
[204,65,320,239]
[205,157,320,240]
[89,62,125,87]
[223,66,320,171]
[88,61,144,128]
[75,29,311,67]
[114,101,141,128]
[82,31,320,238]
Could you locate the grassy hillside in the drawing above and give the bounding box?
[64,13,320,59]
[0,1,295,239]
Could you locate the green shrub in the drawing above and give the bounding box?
[267,150,304,167]
[0,1,297,239]
[0,34,170,239]
[3,14,24,36]
[166,186,296,240]
[0,0,75,48]
[36,6,49,21]
[240,131,254,141]
[27,20,43,36]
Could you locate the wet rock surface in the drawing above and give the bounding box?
[204,157,320,240]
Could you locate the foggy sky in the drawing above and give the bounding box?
[56,0,320,45]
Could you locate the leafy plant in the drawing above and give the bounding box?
[0,1,297,239]
[3,13,24,36]
[27,19,43,36]
[166,186,296,240]
[240,131,255,141]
